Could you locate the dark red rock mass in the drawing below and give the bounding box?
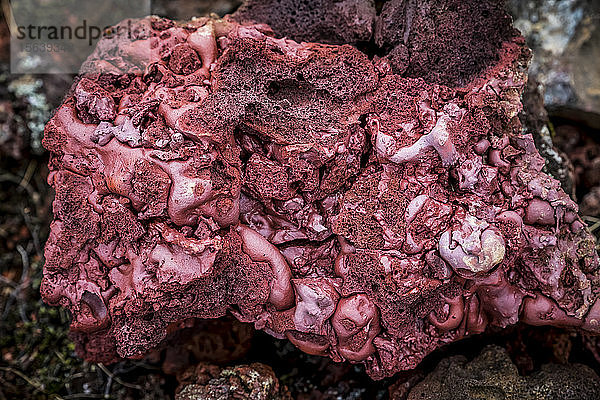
[233,0,376,45]
[42,3,600,380]
[375,0,515,87]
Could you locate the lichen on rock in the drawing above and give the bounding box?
[405,345,600,400]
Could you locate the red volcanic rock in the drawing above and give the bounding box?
[233,0,376,45]
[375,0,514,86]
[42,5,600,380]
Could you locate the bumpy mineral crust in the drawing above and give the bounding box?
[42,4,600,379]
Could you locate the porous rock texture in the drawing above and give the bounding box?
[41,1,600,379]
[176,363,291,400]
[233,0,376,45]
[405,345,600,400]
[521,78,575,198]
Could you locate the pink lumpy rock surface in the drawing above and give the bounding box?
[42,4,600,379]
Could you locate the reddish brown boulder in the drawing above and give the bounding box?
[42,4,599,380]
